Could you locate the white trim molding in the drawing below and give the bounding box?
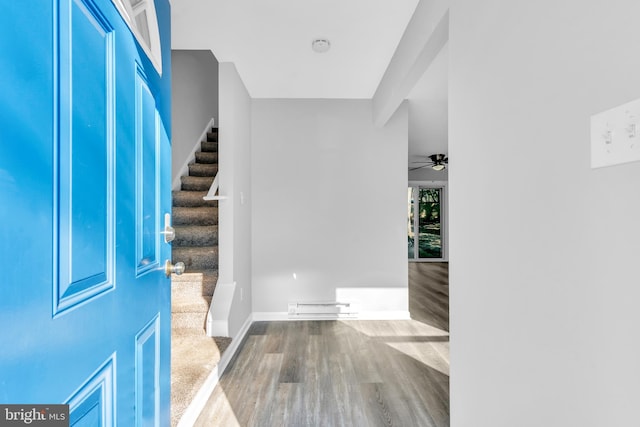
[206,281,235,337]
[252,311,411,322]
[110,0,163,74]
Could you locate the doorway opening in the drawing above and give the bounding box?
[407,185,447,261]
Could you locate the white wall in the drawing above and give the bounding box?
[171,50,218,185]
[450,1,640,426]
[217,62,252,337]
[408,167,448,182]
[251,99,408,317]
[372,0,449,126]
[407,44,449,179]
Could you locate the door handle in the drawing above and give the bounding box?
[161,226,175,243]
[165,260,185,277]
[161,213,175,243]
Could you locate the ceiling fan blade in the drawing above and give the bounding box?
[409,164,432,171]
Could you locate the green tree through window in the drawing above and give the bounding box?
[408,187,443,259]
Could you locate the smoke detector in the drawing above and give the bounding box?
[312,39,331,53]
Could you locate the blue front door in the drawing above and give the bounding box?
[0,0,172,425]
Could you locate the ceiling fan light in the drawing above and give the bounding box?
[432,163,445,171]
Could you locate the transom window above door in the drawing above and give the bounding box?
[111,0,163,73]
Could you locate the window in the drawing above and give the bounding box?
[408,185,446,260]
[111,0,163,74]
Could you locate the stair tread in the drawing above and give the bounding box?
[181,175,214,191]
[181,175,214,183]
[174,224,218,231]
[172,191,217,207]
[173,206,218,212]
[171,268,218,277]
[171,270,217,297]
[173,208,218,215]
[188,165,218,178]
[173,247,218,261]
[173,245,218,253]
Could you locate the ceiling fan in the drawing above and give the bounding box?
[410,154,448,171]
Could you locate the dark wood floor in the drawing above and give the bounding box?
[194,263,450,427]
[409,262,449,332]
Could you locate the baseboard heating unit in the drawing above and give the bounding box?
[288,302,358,318]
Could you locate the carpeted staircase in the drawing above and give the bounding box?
[170,127,231,426]
[172,127,220,298]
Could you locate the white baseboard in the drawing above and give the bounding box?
[176,312,253,427]
[252,312,289,321]
[172,117,215,191]
[252,311,411,321]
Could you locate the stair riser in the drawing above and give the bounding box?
[206,131,218,142]
[171,272,217,297]
[189,163,218,177]
[195,152,218,164]
[172,312,207,330]
[181,176,214,191]
[173,248,219,270]
[174,227,218,246]
[177,257,218,270]
[173,208,218,226]
[200,141,218,153]
[172,191,217,208]
[172,294,212,313]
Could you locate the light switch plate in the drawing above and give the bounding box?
[591,98,640,168]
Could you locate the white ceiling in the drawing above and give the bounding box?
[171,0,420,98]
[171,0,449,172]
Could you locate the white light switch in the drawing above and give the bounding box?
[591,98,640,168]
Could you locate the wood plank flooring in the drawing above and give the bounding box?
[409,262,449,332]
[194,263,449,427]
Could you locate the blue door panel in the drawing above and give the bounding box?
[72,405,101,427]
[136,316,161,426]
[56,0,116,314]
[136,70,160,275]
[67,355,115,427]
[0,0,172,424]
